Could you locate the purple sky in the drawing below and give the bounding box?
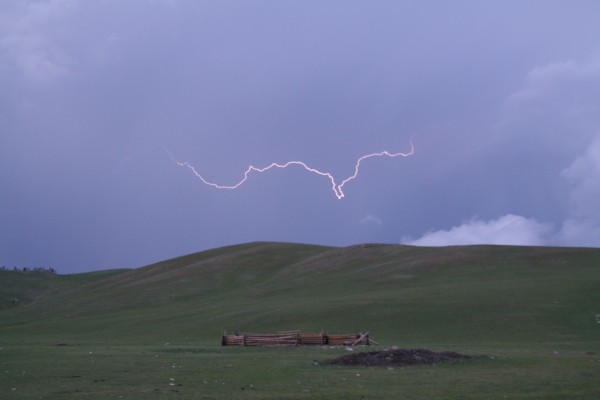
[2,1,600,273]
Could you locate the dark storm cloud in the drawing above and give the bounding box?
[2,1,600,272]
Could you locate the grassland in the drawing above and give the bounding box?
[1,242,599,399]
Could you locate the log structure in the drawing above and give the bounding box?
[220,330,374,347]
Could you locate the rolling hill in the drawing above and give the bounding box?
[2,242,599,347]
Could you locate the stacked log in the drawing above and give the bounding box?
[243,333,300,346]
[327,334,361,346]
[221,331,300,346]
[222,334,245,346]
[221,330,372,347]
[299,332,326,345]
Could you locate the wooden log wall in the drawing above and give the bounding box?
[299,332,327,345]
[326,334,361,346]
[221,331,371,347]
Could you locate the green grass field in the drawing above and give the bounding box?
[1,242,599,399]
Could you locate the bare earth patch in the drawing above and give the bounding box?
[323,348,475,367]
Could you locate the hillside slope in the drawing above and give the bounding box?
[0,268,128,310]
[1,242,599,348]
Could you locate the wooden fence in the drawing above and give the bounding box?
[221,330,375,347]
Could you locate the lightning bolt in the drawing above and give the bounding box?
[166,139,414,199]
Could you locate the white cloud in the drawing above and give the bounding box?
[560,134,600,219]
[405,134,600,248]
[403,214,553,247]
[557,134,600,246]
[557,219,600,247]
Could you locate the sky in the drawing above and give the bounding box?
[2,1,600,273]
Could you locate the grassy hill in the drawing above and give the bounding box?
[0,268,127,310]
[2,242,599,345]
[1,242,599,399]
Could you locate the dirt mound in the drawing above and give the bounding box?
[324,348,474,367]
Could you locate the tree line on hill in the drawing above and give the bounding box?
[1,266,57,274]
